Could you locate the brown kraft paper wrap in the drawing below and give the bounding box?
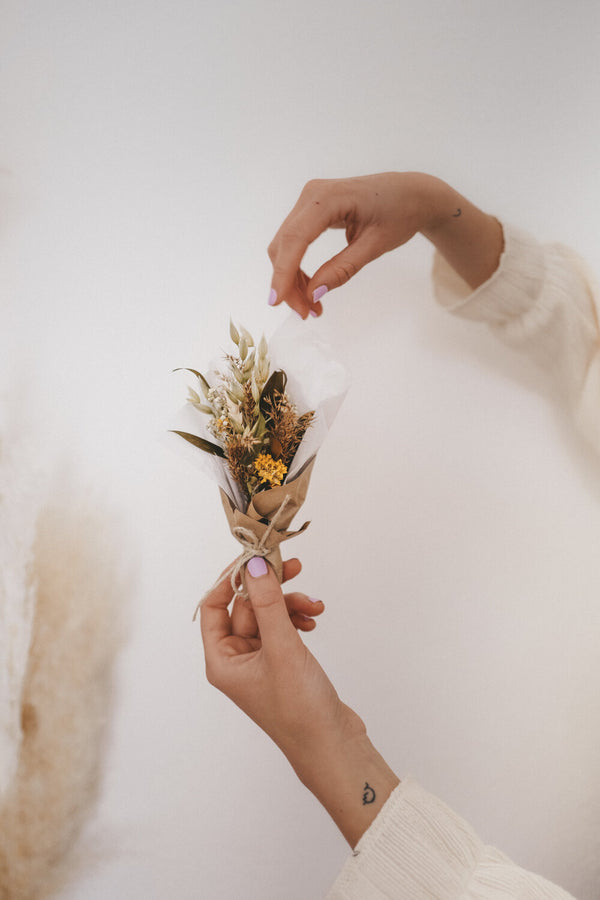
[219,457,315,591]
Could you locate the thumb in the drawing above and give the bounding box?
[307,233,382,300]
[245,557,296,649]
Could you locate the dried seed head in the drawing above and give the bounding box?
[258,334,268,361]
[197,373,211,399]
[257,360,270,385]
[227,381,245,403]
[240,325,254,347]
[187,387,213,415]
[242,350,256,373]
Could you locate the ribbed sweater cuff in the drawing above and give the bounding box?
[431,223,545,326]
[431,221,600,455]
[326,778,484,899]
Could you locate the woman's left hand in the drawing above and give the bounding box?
[200,556,364,772]
[200,555,399,848]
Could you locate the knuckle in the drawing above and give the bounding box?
[252,584,282,610]
[277,228,302,249]
[301,178,323,195]
[269,230,304,269]
[333,260,358,285]
[270,261,292,281]
[268,225,303,261]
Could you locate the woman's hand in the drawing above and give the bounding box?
[200,556,399,847]
[267,172,503,317]
[201,556,363,769]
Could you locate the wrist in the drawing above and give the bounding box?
[279,700,366,779]
[411,174,460,233]
[416,176,504,288]
[290,726,400,848]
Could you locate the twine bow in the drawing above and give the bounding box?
[193,494,291,621]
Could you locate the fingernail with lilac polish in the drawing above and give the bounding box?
[312,285,328,303]
[247,557,268,578]
[308,597,321,605]
[309,309,318,318]
[268,288,278,306]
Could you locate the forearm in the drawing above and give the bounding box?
[417,174,504,289]
[290,731,400,848]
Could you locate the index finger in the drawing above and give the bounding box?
[199,569,235,650]
[268,195,336,313]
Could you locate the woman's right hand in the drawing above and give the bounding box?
[267,172,503,317]
[267,172,440,318]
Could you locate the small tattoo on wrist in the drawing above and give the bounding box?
[362,782,376,805]
[452,208,462,217]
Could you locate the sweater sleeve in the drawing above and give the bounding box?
[327,224,592,899]
[326,778,576,899]
[431,223,600,455]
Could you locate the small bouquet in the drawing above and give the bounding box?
[172,318,348,609]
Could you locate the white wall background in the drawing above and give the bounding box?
[2,1,599,897]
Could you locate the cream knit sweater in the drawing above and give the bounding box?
[327,224,600,900]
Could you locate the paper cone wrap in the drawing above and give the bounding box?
[219,458,315,585]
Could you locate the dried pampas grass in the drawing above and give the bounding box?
[0,484,129,900]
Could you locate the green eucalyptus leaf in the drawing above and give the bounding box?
[170,430,225,457]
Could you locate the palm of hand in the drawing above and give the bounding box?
[202,558,363,761]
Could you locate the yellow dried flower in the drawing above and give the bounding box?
[254,452,287,487]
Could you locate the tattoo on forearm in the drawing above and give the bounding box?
[362,782,375,805]
[452,208,462,217]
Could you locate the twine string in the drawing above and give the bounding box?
[193,494,291,621]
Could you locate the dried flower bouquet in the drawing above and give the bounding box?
[174,321,314,501]
[173,322,320,601]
